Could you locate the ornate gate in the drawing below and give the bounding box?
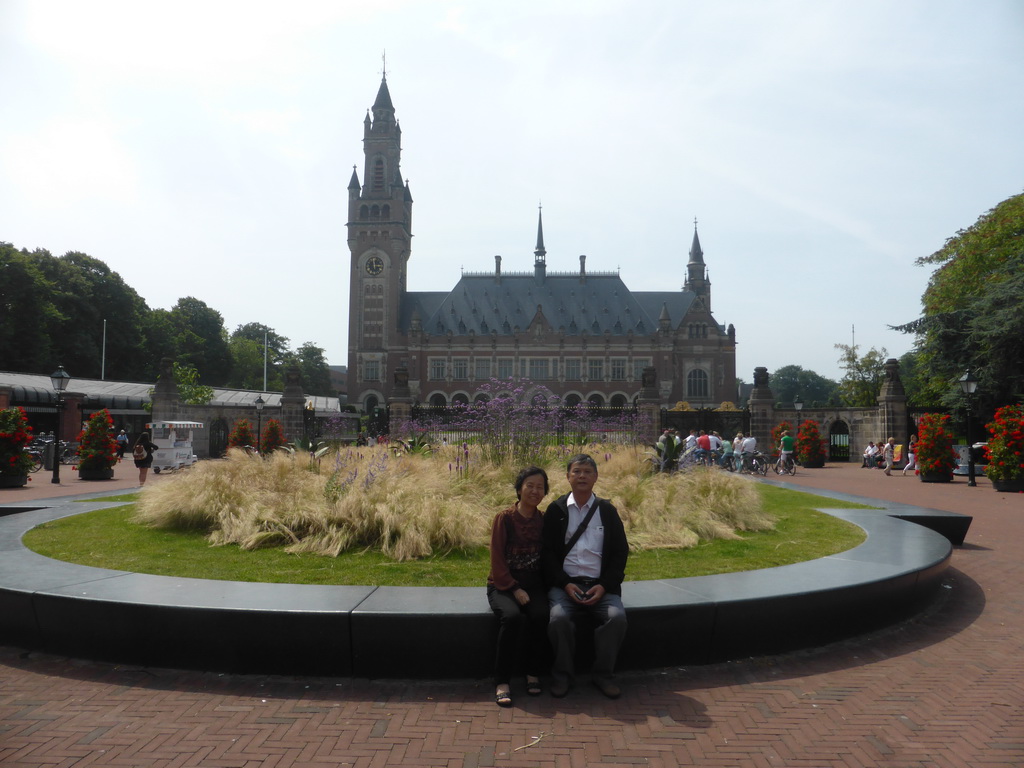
[828,420,850,462]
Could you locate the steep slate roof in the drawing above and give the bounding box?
[399,273,698,337]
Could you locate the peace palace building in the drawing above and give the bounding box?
[346,76,737,413]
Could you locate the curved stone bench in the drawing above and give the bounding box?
[0,491,961,678]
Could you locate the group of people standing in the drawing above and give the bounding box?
[486,454,629,707]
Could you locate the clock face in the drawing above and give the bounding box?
[365,256,384,276]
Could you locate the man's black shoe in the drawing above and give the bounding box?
[592,677,621,699]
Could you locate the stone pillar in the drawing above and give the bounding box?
[388,367,413,427]
[747,366,775,451]
[637,366,661,443]
[150,357,181,422]
[61,392,86,441]
[877,358,908,449]
[280,366,307,442]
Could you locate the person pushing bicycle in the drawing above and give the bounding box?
[778,431,796,473]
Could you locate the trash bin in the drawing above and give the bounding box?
[43,441,55,471]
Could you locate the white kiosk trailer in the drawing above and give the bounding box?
[144,420,203,473]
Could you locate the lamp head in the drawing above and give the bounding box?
[958,369,979,396]
[255,395,266,412]
[50,365,71,393]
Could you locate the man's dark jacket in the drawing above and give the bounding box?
[541,494,629,596]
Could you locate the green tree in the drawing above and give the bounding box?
[139,310,179,381]
[768,365,839,408]
[0,244,60,372]
[25,249,151,379]
[226,336,273,390]
[292,342,333,396]
[834,344,888,407]
[895,192,1024,410]
[172,362,214,405]
[167,297,231,385]
[227,323,289,390]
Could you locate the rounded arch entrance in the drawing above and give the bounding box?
[828,419,850,461]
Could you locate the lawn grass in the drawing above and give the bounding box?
[23,486,871,586]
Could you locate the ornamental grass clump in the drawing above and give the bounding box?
[134,443,775,561]
[984,404,1024,484]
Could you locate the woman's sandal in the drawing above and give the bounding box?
[495,688,513,707]
[526,677,543,696]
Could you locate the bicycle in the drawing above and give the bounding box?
[23,447,44,473]
[746,451,770,476]
[774,453,797,476]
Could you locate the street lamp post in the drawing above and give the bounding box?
[50,365,71,484]
[794,397,803,416]
[959,369,979,487]
[255,395,265,455]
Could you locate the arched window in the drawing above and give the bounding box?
[429,393,447,407]
[452,393,469,405]
[610,394,627,408]
[686,369,709,399]
[370,205,380,219]
[564,393,582,408]
[474,393,490,404]
[364,395,379,414]
[588,394,605,408]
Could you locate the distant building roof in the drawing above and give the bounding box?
[0,371,341,416]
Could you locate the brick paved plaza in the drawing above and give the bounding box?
[1,463,1021,767]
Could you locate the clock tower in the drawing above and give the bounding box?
[346,74,413,407]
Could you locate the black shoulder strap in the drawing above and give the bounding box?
[563,500,600,557]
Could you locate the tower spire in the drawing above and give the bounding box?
[534,203,546,263]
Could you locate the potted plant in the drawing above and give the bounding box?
[76,409,118,480]
[984,404,1024,492]
[0,406,35,488]
[796,419,828,468]
[228,419,257,452]
[914,413,957,483]
[261,419,287,454]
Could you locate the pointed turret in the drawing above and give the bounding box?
[534,206,547,262]
[348,165,361,195]
[684,219,710,308]
[534,206,546,281]
[372,76,394,114]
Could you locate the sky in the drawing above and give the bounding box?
[2,0,1022,384]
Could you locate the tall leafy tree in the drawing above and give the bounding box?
[894,192,1024,410]
[29,250,150,380]
[228,323,289,390]
[834,344,888,407]
[167,297,231,384]
[0,244,60,372]
[768,365,839,408]
[292,342,333,397]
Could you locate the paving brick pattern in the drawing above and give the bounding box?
[2,465,1022,767]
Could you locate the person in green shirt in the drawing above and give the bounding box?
[779,431,796,472]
